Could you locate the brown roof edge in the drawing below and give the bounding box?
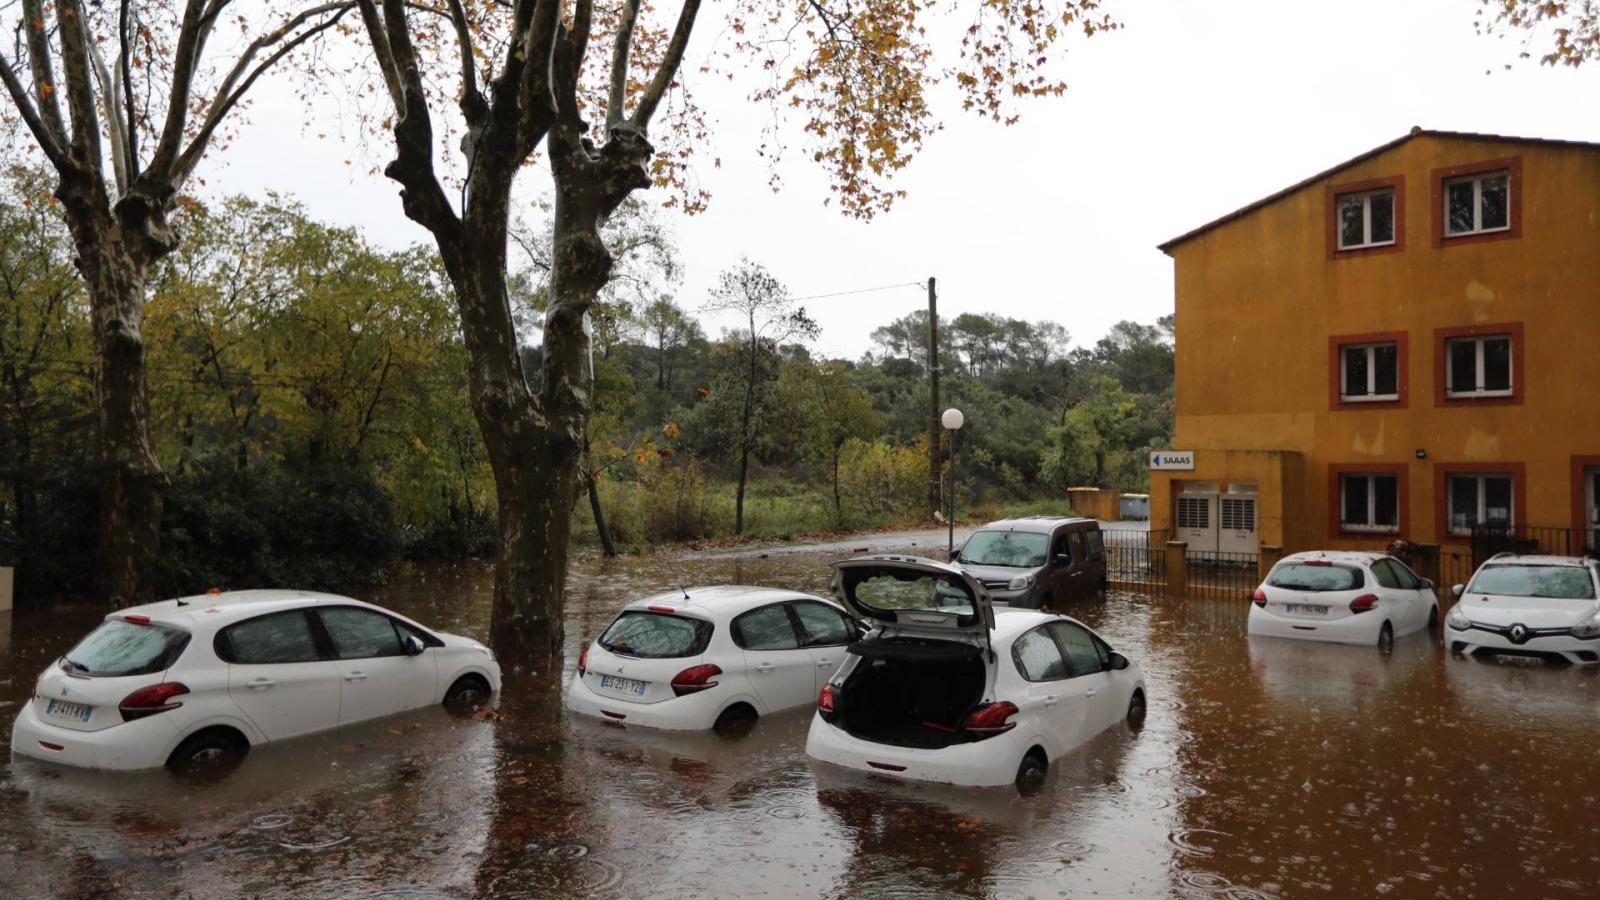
[1155,128,1600,255]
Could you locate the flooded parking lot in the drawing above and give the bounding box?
[5,549,1600,898]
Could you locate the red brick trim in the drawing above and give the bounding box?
[1433,462,1527,545]
[1328,331,1409,411]
[1572,456,1600,542]
[1327,175,1405,260]
[1433,322,1524,407]
[1329,463,1409,539]
[1431,156,1522,248]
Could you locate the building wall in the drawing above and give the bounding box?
[1157,134,1600,551]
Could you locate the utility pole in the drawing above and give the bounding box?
[926,277,941,517]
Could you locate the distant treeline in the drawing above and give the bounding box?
[0,169,1172,603]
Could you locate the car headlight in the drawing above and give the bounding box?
[1570,615,1600,638]
[1446,604,1472,630]
[1007,574,1035,592]
[472,643,496,661]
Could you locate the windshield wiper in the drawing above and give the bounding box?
[61,658,90,673]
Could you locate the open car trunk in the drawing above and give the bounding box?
[836,638,988,749]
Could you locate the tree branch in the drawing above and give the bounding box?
[606,0,640,130]
[53,0,104,170]
[631,0,701,129]
[19,0,67,148]
[118,0,138,175]
[85,36,131,193]
[444,0,485,124]
[354,0,406,111]
[0,47,70,170]
[517,0,562,128]
[144,0,209,177]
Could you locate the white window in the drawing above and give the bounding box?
[1445,335,1513,398]
[1447,473,1513,536]
[1340,342,1399,402]
[1443,171,1510,237]
[1336,188,1396,250]
[1339,473,1399,533]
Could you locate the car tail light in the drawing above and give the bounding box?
[1252,588,1268,608]
[962,701,1019,737]
[577,647,589,676]
[123,614,151,625]
[119,683,189,721]
[648,605,676,614]
[670,664,721,696]
[817,684,837,720]
[1349,594,1379,614]
[1303,560,1332,567]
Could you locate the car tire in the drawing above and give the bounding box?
[1015,749,1047,795]
[1126,689,1147,730]
[1427,605,1440,638]
[713,704,758,739]
[1377,622,1395,655]
[443,674,491,709]
[167,730,247,774]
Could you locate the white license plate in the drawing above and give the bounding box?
[1284,603,1328,617]
[598,674,648,696]
[45,699,93,722]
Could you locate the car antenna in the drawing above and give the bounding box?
[679,585,691,601]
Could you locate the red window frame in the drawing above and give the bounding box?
[1329,463,1409,539]
[1431,156,1522,248]
[1326,175,1406,260]
[1328,331,1408,411]
[1433,322,1524,407]
[1433,462,1526,544]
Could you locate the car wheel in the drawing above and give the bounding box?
[713,704,758,739]
[167,730,247,774]
[1126,689,1147,730]
[444,674,491,709]
[1015,749,1048,795]
[1427,605,1440,638]
[1378,622,1395,655]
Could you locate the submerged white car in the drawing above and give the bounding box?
[12,590,500,772]
[566,586,863,731]
[805,556,1146,791]
[1445,554,1600,664]
[1248,552,1438,651]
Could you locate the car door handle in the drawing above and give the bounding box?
[246,678,275,690]
[1085,688,1098,698]
[755,663,774,673]
[815,659,833,668]
[1043,695,1058,707]
[344,672,368,682]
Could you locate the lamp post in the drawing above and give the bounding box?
[942,407,964,560]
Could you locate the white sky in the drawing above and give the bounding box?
[209,0,1600,360]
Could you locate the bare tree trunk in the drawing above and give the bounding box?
[735,444,750,535]
[832,446,842,525]
[584,445,617,557]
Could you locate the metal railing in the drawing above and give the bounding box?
[1470,524,1596,563]
[1185,550,1261,597]
[1103,528,1166,586]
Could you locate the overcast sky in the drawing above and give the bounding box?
[209,0,1600,360]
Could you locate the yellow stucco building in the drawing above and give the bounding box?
[1150,129,1600,561]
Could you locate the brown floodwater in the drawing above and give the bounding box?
[4,548,1600,899]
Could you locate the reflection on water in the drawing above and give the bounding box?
[4,553,1600,897]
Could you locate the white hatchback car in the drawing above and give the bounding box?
[1248,552,1439,651]
[1445,554,1600,664]
[11,590,500,772]
[566,586,863,731]
[805,556,1146,790]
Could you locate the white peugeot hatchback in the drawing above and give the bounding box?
[11,590,500,772]
[1248,552,1439,652]
[805,556,1146,790]
[566,586,863,731]
[1445,554,1600,664]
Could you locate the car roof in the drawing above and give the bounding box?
[624,585,831,618]
[1279,550,1389,567]
[992,607,1088,639]
[1480,554,1597,568]
[973,516,1097,535]
[114,589,368,632]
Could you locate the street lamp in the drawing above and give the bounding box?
[942,407,964,560]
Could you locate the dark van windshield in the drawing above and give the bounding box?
[957,531,1047,568]
[63,619,190,677]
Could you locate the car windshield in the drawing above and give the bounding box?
[838,567,978,620]
[62,619,190,677]
[957,531,1047,568]
[598,611,712,658]
[1267,563,1364,592]
[1468,565,1596,600]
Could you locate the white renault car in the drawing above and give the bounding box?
[1445,554,1600,664]
[805,556,1145,791]
[566,586,863,731]
[1248,552,1438,651]
[11,590,500,772]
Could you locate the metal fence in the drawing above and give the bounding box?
[1184,551,1261,597]
[1104,528,1166,587]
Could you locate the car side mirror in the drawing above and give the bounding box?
[1420,578,1434,590]
[1451,584,1465,598]
[404,635,425,656]
[1108,651,1130,671]
[1054,554,1072,567]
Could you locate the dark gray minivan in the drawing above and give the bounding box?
[954,516,1107,608]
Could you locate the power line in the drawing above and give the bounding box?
[787,281,925,304]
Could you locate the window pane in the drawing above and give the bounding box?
[1012,628,1067,681]
[1482,337,1511,391]
[1448,340,1478,393]
[792,602,852,647]
[65,620,191,675]
[1051,622,1106,676]
[734,605,800,650]
[1369,191,1394,243]
[226,612,318,665]
[1371,560,1401,589]
[1339,196,1365,247]
[1484,477,1513,526]
[319,608,403,659]
[1372,343,1398,396]
[598,612,710,658]
[1374,476,1399,527]
[1448,476,1479,532]
[1343,346,1368,397]
[1341,475,1369,525]
[1480,174,1509,229]
[1446,181,1476,233]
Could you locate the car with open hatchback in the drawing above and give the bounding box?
[1248,551,1438,652]
[1445,553,1600,664]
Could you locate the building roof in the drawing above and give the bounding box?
[1157,128,1600,255]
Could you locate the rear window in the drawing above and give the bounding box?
[1468,565,1596,600]
[599,611,713,658]
[839,567,978,620]
[63,619,190,677]
[1267,563,1364,592]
